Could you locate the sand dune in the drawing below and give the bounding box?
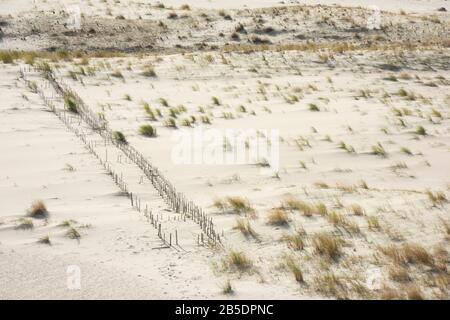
[0,1,449,300]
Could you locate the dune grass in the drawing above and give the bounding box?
[27,200,48,219]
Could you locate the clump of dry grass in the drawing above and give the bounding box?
[139,124,157,137]
[66,227,81,240]
[27,200,48,218]
[224,250,253,272]
[15,218,34,230]
[221,280,233,295]
[37,235,51,245]
[426,190,447,206]
[388,265,411,283]
[348,204,365,216]
[313,272,344,297]
[283,255,303,283]
[378,244,433,266]
[327,212,360,234]
[406,284,425,300]
[282,197,327,217]
[234,218,258,239]
[379,285,404,300]
[112,131,127,144]
[371,143,387,157]
[267,208,289,226]
[141,64,157,77]
[312,232,343,261]
[282,231,305,251]
[213,197,255,215]
[366,216,381,231]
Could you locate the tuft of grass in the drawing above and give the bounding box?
[267,208,289,226]
[378,244,433,266]
[314,181,329,189]
[308,103,320,112]
[388,265,411,283]
[212,96,221,106]
[282,197,327,217]
[0,51,14,64]
[15,218,34,230]
[163,118,177,128]
[64,94,78,113]
[284,256,304,283]
[406,285,425,300]
[349,204,365,216]
[143,103,156,120]
[427,190,447,206]
[312,232,343,261]
[37,235,51,245]
[227,197,254,215]
[27,200,48,218]
[282,232,305,251]
[111,70,123,78]
[213,197,255,215]
[371,143,387,157]
[141,64,157,77]
[234,218,258,239]
[112,131,127,144]
[221,280,234,295]
[66,227,81,240]
[159,98,169,107]
[313,272,343,297]
[225,250,253,271]
[415,126,427,136]
[366,216,381,231]
[139,124,157,137]
[400,147,413,155]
